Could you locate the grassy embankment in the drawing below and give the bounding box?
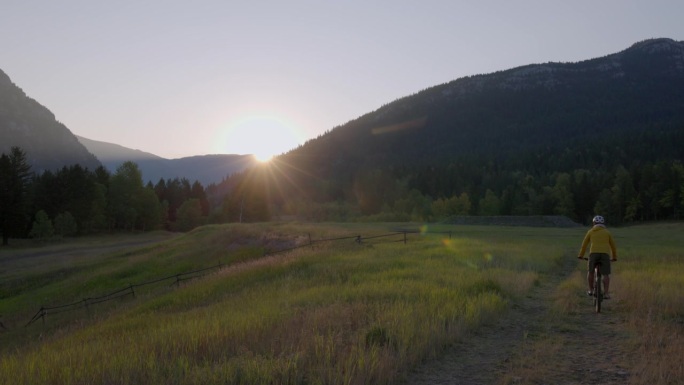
[1,222,682,384]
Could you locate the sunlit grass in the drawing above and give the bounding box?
[4,222,676,384]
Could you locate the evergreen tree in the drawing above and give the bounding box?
[190,181,210,216]
[0,147,33,245]
[138,187,162,231]
[552,173,575,218]
[108,161,145,230]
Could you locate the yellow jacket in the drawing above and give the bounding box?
[578,225,617,259]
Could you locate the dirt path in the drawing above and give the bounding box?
[0,233,178,264]
[404,257,635,385]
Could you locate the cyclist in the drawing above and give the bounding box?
[577,215,618,299]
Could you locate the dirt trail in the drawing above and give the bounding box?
[0,233,177,263]
[404,258,635,385]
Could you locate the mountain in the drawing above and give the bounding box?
[244,38,684,222]
[0,69,101,172]
[287,38,684,171]
[77,136,257,185]
[0,67,255,185]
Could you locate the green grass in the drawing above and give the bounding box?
[1,222,681,384]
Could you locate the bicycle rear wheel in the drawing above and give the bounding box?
[594,267,602,313]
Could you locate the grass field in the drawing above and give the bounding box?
[1,222,682,384]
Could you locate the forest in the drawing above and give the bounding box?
[3,132,682,245]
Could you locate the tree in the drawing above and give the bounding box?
[446,192,472,216]
[54,212,78,237]
[478,189,501,216]
[353,169,397,215]
[572,169,596,224]
[157,177,193,224]
[108,161,145,230]
[190,181,210,216]
[594,188,617,224]
[220,169,271,223]
[29,210,54,239]
[551,172,575,218]
[31,165,105,234]
[176,199,203,231]
[0,147,33,245]
[138,187,162,231]
[430,198,448,220]
[431,192,472,219]
[85,182,109,232]
[394,189,431,220]
[611,166,637,224]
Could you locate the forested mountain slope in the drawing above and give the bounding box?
[286,38,683,174]
[260,38,684,223]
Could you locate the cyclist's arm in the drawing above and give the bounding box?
[578,232,591,258]
[609,235,617,261]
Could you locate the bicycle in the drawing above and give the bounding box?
[586,258,603,313]
[581,257,615,313]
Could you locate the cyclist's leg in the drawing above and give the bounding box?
[601,254,612,297]
[587,254,599,294]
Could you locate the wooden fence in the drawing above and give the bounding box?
[23,229,452,328]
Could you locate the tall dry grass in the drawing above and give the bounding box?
[614,224,684,384]
[0,223,574,384]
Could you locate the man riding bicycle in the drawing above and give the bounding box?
[577,215,618,299]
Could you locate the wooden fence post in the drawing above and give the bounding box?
[84,298,90,315]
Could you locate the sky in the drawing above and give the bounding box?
[2,1,683,160]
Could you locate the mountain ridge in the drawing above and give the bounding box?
[0,68,257,185]
[252,37,684,220]
[76,135,258,185]
[0,69,101,172]
[285,37,684,169]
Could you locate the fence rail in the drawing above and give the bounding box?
[21,229,449,328]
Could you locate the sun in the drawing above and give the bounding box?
[253,152,273,163]
[216,114,304,159]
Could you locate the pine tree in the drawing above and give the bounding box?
[0,147,33,245]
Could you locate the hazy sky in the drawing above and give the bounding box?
[2,1,683,159]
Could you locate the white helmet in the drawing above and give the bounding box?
[592,215,605,224]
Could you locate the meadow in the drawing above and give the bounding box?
[0,222,682,384]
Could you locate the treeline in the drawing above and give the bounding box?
[211,148,683,226]
[0,147,269,245]
[3,141,683,246]
[370,160,683,225]
[271,159,683,226]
